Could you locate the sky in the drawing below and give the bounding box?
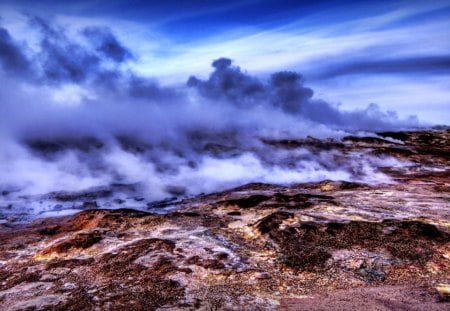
[0,0,449,123]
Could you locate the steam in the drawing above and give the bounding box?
[0,17,419,220]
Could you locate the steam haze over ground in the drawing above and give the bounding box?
[0,0,449,220]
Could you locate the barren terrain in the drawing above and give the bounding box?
[0,129,449,310]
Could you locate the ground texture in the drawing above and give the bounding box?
[0,130,449,310]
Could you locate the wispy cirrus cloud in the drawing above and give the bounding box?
[311,55,450,79]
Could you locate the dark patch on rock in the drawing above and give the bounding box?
[279,244,332,271]
[172,211,201,218]
[386,239,433,263]
[256,211,293,234]
[416,133,438,144]
[221,194,271,208]
[230,182,285,192]
[46,258,95,269]
[356,267,386,282]
[181,212,201,217]
[227,211,241,216]
[37,225,61,236]
[338,181,369,190]
[40,231,103,255]
[147,197,180,209]
[52,189,112,202]
[258,216,449,271]
[186,255,226,269]
[200,214,229,228]
[262,137,345,150]
[377,131,410,142]
[274,192,336,208]
[370,147,416,157]
[214,252,229,260]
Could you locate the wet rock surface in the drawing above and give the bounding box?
[0,130,449,310]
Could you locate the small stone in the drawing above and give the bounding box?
[382,226,396,235]
[356,267,385,282]
[40,274,58,282]
[255,272,271,280]
[62,283,77,291]
[9,295,66,310]
[436,284,450,301]
[51,268,71,275]
[320,183,334,191]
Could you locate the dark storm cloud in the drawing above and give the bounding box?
[0,17,182,103]
[187,58,265,107]
[188,58,417,130]
[269,72,313,113]
[314,55,450,79]
[188,58,314,114]
[27,17,182,103]
[0,26,32,76]
[39,38,101,83]
[187,58,314,113]
[83,27,134,63]
[30,16,102,83]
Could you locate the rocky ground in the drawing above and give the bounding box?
[0,129,449,310]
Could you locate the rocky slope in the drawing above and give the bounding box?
[0,129,449,310]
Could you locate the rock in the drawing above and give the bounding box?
[356,267,385,282]
[9,295,66,311]
[436,284,450,301]
[221,195,270,208]
[254,272,271,280]
[40,273,59,281]
[0,282,64,311]
[62,283,77,291]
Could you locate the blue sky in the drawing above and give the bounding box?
[0,0,449,123]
